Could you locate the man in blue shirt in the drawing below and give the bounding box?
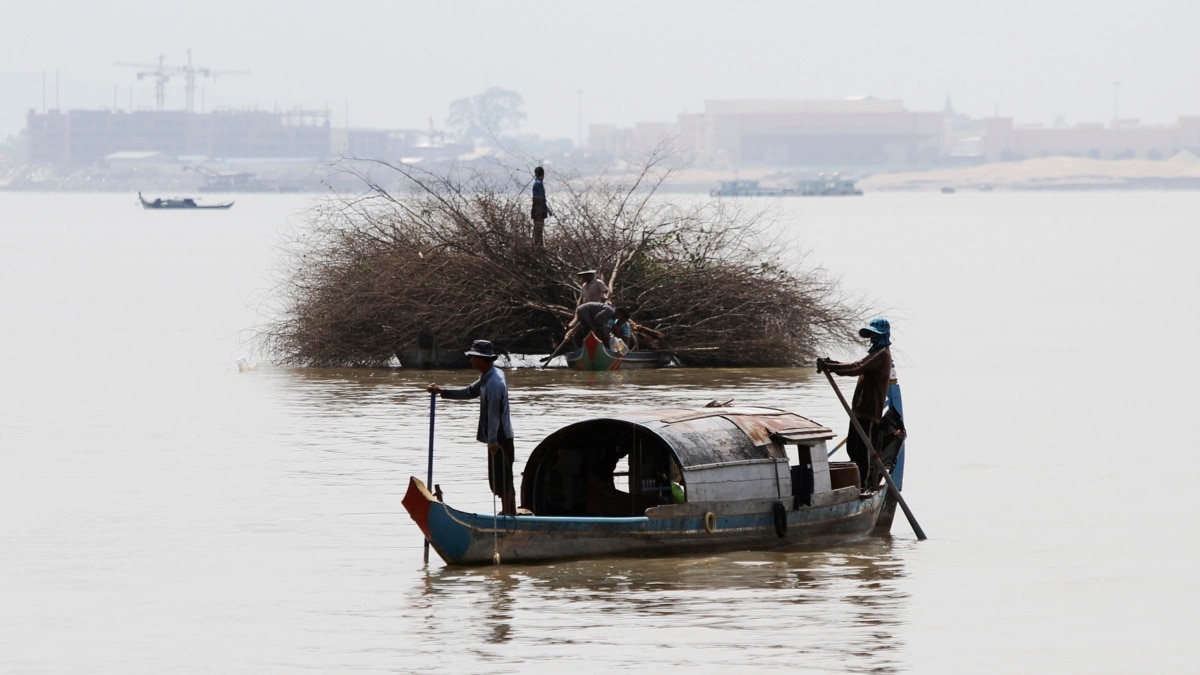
[426,340,517,515]
[531,166,552,248]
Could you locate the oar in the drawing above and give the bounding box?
[424,392,437,564]
[821,370,927,540]
[539,324,580,367]
[827,435,848,458]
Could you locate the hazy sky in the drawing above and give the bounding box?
[2,0,1197,142]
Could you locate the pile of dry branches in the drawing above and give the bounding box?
[261,153,863,367]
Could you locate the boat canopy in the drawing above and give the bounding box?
[520,407,834,518]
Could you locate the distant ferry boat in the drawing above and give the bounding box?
[138,192,233,210]
[711,177,862,197]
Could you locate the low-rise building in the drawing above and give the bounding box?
[26,108,332,166]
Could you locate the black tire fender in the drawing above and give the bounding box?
[772,500,787,538]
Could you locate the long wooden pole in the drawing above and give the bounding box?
[540,323,580,367]
[424,392,437,563]
[822,370,927,541]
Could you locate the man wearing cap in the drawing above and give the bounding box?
[426,340,518,515]
[817,318,893,490]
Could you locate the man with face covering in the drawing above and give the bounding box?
[817,318,893,490]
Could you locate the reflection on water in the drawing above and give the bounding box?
[407,539,911,672]
[9,192,1194,673]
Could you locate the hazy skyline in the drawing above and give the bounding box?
[3,1,1197,143]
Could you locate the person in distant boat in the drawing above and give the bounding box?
[538,269,612,365]
[426,340,518,516]
[530,166,552,248]
[576,268,609,305]
[575,301,615,343]
[608,307,634,350]
[817,317,893,490]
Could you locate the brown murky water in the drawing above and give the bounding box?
[2,191,1196,673]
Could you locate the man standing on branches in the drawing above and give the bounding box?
[817,317,893,490]
[426,340,518,516]
[530,166,552,248]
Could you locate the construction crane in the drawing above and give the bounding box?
[115,50,248,113]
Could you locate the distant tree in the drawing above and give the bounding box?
[447,87,527,147]
[0,129,28,162]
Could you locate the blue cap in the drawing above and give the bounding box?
[858,317,890,338]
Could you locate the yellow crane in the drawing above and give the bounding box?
[116,50,248,112]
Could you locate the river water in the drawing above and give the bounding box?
[1,190,1197,673]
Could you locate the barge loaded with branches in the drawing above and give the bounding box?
[262,153,863,369]
[403,403,905,566]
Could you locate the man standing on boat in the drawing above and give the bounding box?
[531,166,552,248]
[817,317,893,490]
[425,340,518,516]
[538,269,613,365]
[576,268,608,304]
[573,268,613,341]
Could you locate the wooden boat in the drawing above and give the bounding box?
[565,331,674,371]
[403,405,901,566]
[138,192,233,209]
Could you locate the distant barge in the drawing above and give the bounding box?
[138,192,233,210]
[711,178,863,197]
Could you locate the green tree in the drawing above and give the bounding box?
[447,87,527,147]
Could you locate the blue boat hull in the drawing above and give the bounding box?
[404,477,893,566]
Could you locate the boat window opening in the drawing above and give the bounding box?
[523,421,683,517]
[787,441,814,506]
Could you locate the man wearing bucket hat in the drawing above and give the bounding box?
[426,340,518,515]
[817,318,893,490]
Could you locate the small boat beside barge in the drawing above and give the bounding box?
[403,404,904,566]
[565,331,675,371]
[138,192,234,210]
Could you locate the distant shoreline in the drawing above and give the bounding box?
[3,153,1199,193]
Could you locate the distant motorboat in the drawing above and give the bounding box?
[138,192,233,210]
[940,186,957,194]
